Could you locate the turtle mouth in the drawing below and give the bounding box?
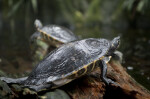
[116,41,120,49]
[118,40,120,48]
[115,36,120,49]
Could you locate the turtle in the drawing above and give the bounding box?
[0,36,120,92]
[30,20,79,64]
[30,19,78,47]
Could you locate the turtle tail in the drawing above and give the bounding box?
[0,77,28,84]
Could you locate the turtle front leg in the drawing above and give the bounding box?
[99,60,116,85]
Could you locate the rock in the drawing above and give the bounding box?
[39,89,70,99]
[0,80,12,99]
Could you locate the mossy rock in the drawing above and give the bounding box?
[0,80,12,99]
[40,89,70,99]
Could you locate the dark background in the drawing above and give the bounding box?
[0,0,150,90]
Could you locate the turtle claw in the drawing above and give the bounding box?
[110,81,119,86]
[103,78,119,86]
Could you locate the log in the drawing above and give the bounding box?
[61,59,150,99]
[0,59,150,99]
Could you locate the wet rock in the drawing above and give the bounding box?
[11,84,22,92]
[40,89,70,99]
[30,39,49,66]
[0,80,12,99]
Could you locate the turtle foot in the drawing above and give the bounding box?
[103,78,119,86]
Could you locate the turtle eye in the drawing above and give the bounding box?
[117,40,119,43]
[118,39,120,44]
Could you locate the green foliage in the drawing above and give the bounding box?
[137,0,149,12]
[31,0,38,13]
[6,0,38,18]
[2,0,150,28]
[85,0,102,22]
[7,0,23,17]
[123,0,150,13]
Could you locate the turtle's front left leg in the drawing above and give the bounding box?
[99,60,116,85]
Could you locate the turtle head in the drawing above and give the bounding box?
[34,19,43,29]
[109,36,120,52]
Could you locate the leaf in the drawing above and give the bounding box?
[7,0,24,17]
[31,0,38,13]
[137,1,144,12]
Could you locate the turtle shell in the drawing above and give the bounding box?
[37,25,78,44]
[23,38,110,88]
